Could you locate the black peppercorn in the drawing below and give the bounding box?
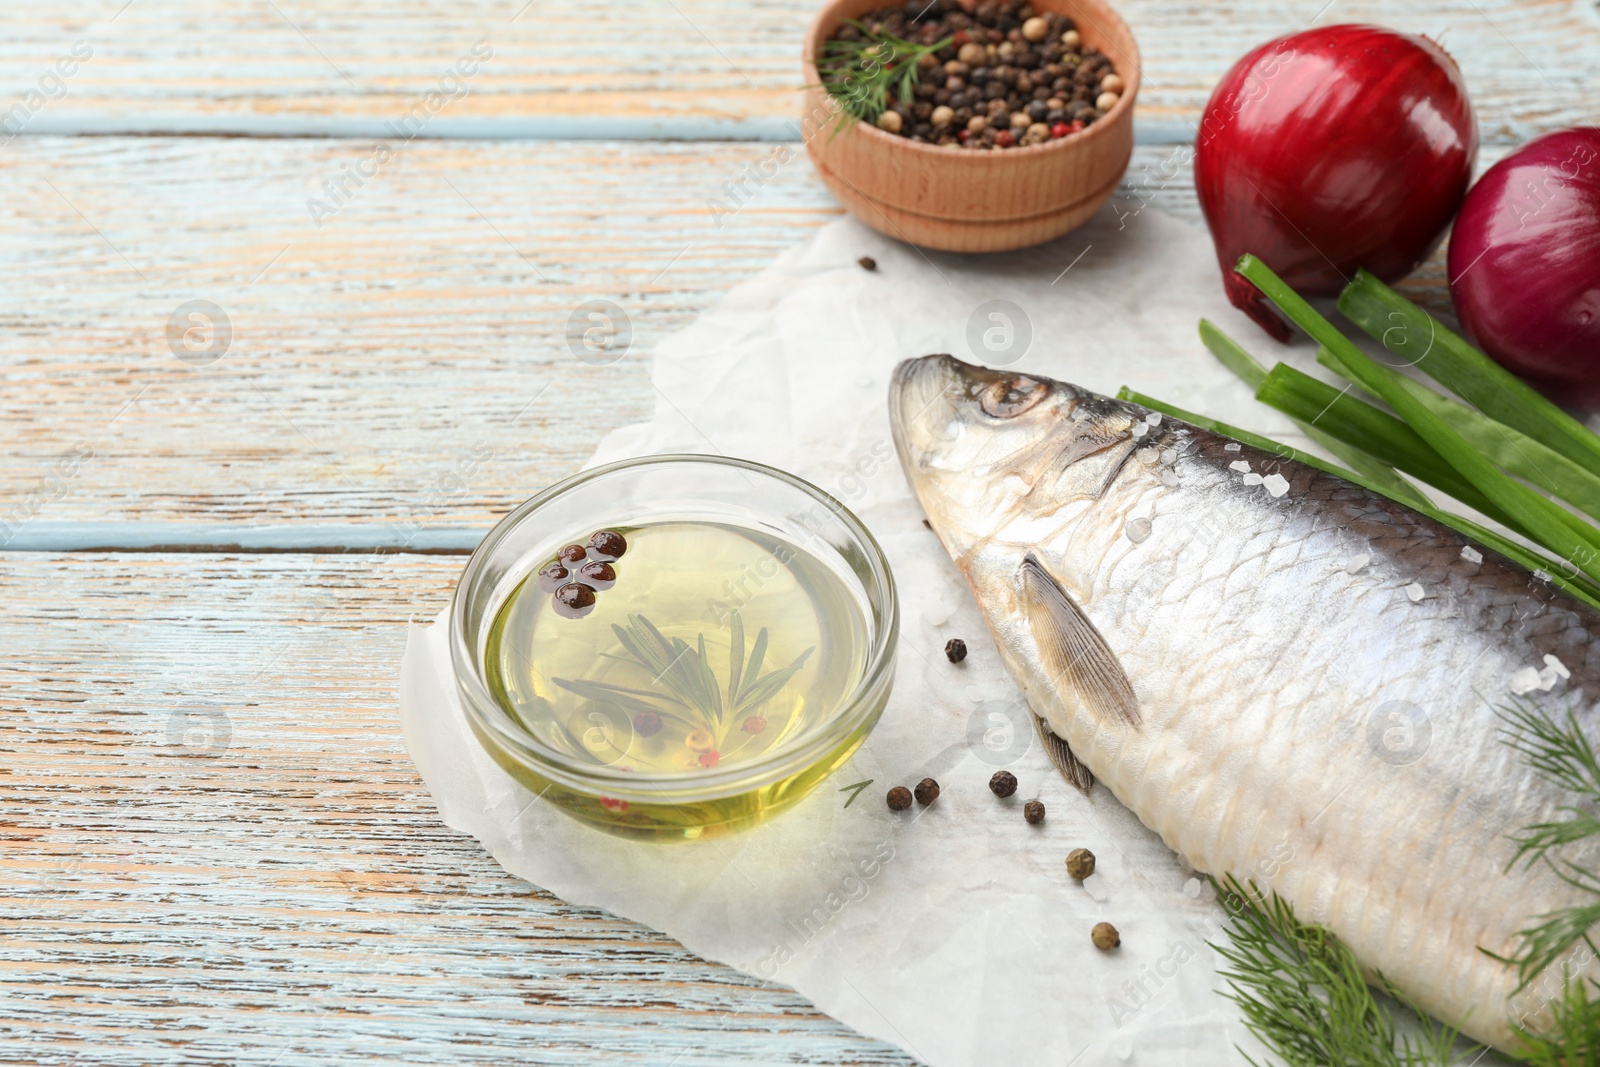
[553,582,597,619]
[634,711,663,737]
[577,560,617,590]
[537,561,569,593]
[1092,922,1120,951]
[945,638,968,663]
[858,256,877,271]
[1024,799,1045,824]
[558,544,587,565]
[989,770,1017,797]
[588,530,627,560]
[914,777,940,805]
[887,785,913,811]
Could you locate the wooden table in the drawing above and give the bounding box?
[2,2,1593,1062]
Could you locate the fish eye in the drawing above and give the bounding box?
[979,376,1048,418]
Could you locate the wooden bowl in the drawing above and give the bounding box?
[801,0,1140,253]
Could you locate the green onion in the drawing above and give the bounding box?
[1254,364,1513,527]
[1337,269,1600,479]
[1316,346,1600,525]
[1200,320,1431,509]
[1236,255,1600,587]
[1118,388,1359,478]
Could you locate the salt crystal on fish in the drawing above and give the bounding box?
[1243,473,1264,486]
[1136,447,1159,466]
[1262,473,1290,498]
[1346,554,1371,573]
[1224,442,1242,452]
[1160,448,1178,466]
[1509,667,1543,695]
[1131,422,1149,438]
[1406,583,1426,602]
[1146,412,1162,426]
[1124,517,1153,543]
[1229,460,1251,474]
[1461,546,1483,564]
[1160,470,1180,487]
[1539,655,1572,689]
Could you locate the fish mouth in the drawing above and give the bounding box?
[890,355,966,476]
[890,355,960,430]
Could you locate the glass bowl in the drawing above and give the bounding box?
[449,454,898,842]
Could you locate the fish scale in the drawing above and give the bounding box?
[891,354,1600,1052]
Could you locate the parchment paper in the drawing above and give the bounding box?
[400,205,1327,1066]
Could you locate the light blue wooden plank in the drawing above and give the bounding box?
[2,522,484,553]
[14,114,1199,145]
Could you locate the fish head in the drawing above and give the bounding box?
[890,354,1142,555]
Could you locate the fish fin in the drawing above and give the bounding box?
[1033,713,1094,794]
[1018,554,1141,729]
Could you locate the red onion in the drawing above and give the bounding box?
[1194,25,1478,340]
[1448,128,1600,409]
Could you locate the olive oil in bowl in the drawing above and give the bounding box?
[486,520,868,777]
[450,455,898,841]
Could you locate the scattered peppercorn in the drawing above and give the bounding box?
[823,0,1119,150]
[686,728,715,753]
[858,255,878,271]
[914,777,940,805]
[1066,847,1096,881]
[742,715,767,734]
[558,544,588,565]
[634,711,663,737]
[921,518,932,529]
[1092,922,1120,951]
[989,770,1018,797]
[537,561,570,593]
[552,582,597,619]
[588,530,627,559]
[698,750,721,768]
[577,560,617,590]
[945,638,968,663]
[887,785,914,811]
[1024,799,1045,824]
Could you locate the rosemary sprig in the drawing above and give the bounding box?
[553,612,813,742]
[1211,876,1470,1066]
[815,21,950,129]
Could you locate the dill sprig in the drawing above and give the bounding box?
[1514,977,1600,1065]
[1496,699,1600,996]
[1211,876,1470,1067]
[815,21,950,129]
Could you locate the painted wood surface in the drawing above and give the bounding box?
[0,135,1502,538]
[0,0,1595,140]
[0,551,916,1065]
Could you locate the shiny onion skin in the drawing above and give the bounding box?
[1448,128,1600,409]
[1195,25,1477,341]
